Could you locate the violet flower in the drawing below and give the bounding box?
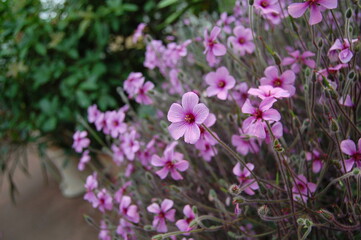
[205,66,236,100]
[328,38,358,64]
[176,205,196,233]
[133,23,146,43]
[151,142,189,180]
[292,175,316,202]
[147,199,176,232]
[233,163,259,195]
[106,110,127,138]
[135,81,154,105]
[282,50,316,73]
[94,188,113,213]
[232,129,259,156]
[78,150,90,171]
[84,172,98,207]
[119,196,140,223]
[340,138,361,172]
[72,130,90,153]
[116,218,135,240]
[248,85,291,100]
[260,66,296,96]
[228,25,255,56]
[306,150,325,173]
[288,0,338,25]
[87,104,100,123]
[203,26,227,66]
[167,92,209,144]
[124,72,145,98]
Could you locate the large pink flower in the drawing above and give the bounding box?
[288,0,338,25]
[151,142,189,180]
[205,66,236,100]
[260,66,296,96]
[242,98,281,139]
[228,26,255,56]
[168,92,210,144]
[147,199,176,233]
[340,138,361,172]
[203,26,227,66]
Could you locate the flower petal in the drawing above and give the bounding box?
[182,92,199,112]
[168,122,187,140]
[288,2,309,18]
[161,199,174,212]
[167,103,185,123]
[184,124,201,144]
[340,140,356,155]
[193,103,209,124]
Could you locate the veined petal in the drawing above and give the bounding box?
[193,103,210,124]
[182,92,199,112]
[168,122,187,140]
[161,199,174,212]
[309,5,322,25]
[288,2,309,18]
[340,140,356,155]
[262,109,281,121]
[167,103,184,122]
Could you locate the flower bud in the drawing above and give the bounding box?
[145,172,154,181]
[229,184,242,195]
[192,206,198,215]
[352,168,360,176]
[143,225,154,231]
[248,0,254,5]
[346,8,353,19]
[273,139,284,152]
[151,234,163,240]
[330,119,339,132]
[272,53,282,66]
[317,209,334,221]
[347,71,356,81]
[293,116,301,129]
[304,219,313,228]
[209,189,217,201]
[317,38,323,48]
[297,218,305,225]
[304,68,311,77]
[257,205,269,217]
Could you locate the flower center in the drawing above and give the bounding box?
[253,109,263,119]
[158,211,165,218]
[273,78,282,87]
[238,37,245,44]
[184,113,195,124]
[218,80,226,88]
[260,0,269,8]
[199,125,205,134]
[186,217,194,224]
[297,183,306,191]
[353,153,361,161]
[165,161,174,169]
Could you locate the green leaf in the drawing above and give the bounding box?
[42,117,57,132]
[35,43,47,56]
[157,0,178,9]
[76,90,90,108]
[123,3,138,12]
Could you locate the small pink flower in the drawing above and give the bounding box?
[328,38,358,63]
[106,110,127,138]
[205,66,236,100]
[135,81,154,105]
[233,163,259,195]
[124,72,145,98]
[263,121,283,144]
[282,50,316,73]
[169,69,184,95]
[138,139,157,167]
[306,150,325,173]
[78,150,90,171]
[94,188,113,213]
[72,130,90,153]
[167,92,209,144]
[217,12,235,34]
[203,26,227,66]
[195,113,218,147]
[114,181,132,203]
[176,205,196,233]
[232,82,249,107]
[151,142,189,180]
[242,97,281,139]
[292,175,316,202]
[339,95,354,107]
[116,218,135,240]
[147,199,176,233]
[84,172,98,207]
[87,104,100,123]
[254,0,280,14]
[340,138,361,172]
[99,220,111,240]
[288,0,338,25]
[228,26,255,56]
[260,66,296,96]
[119,196,140,223]
[111,144,125,166]
[197,141,218,162]
[232,129,259,156]
[133,23,146,43]
[121,130,140,161]
[248,85,290,100]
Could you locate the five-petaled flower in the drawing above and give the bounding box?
[227,26,255,56]
[260,66,296,96]
[72,130,90,153]
[233,163,259,195]
[203,26,227,66]
[176,205,197,233]
[147,199,176,232]
[168,92,210,144]
[205,66,236,100]
[292,175,316,202]
[340,138,361,172]
[119,195,140,223]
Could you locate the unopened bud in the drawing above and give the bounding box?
[145,172,154,181]
[346,8,353,19]
[192,206,198,215]
[318,209,334,221]
[304,68,311,77]
[273,53,282,66]
[352,168,360,176]
[297,218,305,225]
[317,38,323,48]
[257,205,269,216]
[144,225,154,231]
[348,71,356,81]
[229,184,242,196]
[248,0,254,5]
[330,119,339,132]
[293,116,301,128]
[209,189,217,201]
[273,139,284,152]
[304,219,313,228]
[151,234,163,240]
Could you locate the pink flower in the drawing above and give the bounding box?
[119,196,140,223]
[111,144,125,166]
[203,26,227,66]
[217,12,235,34]
[232,129,259,156]
[135,81,154,105]
[248,85,290,100]
[88,104,100,123]
[205,66,236,100]
[106,110,127,138]
[78,150,90,171]
[167,92,210,144]
[195,113,218,147]
[138,139,157,167]
[340,138,361,172]
[328,38,358,63]
[114,181,132,203]
[242,98,281,139]
[232,82,249,107]
[147,199,176,232]
[84,172,98,207]
[282,50,316,73]
[72,130,90,153]
[121,130,140,161]
[124,72,145,98]
[176,205,196,233]
[306,150,325,173]
[254,0,280,14]
[95,111,111,134]
[197,141,218,162]
[151,142,189,180]
[169,69,184,95]
[116,218,135,240]
[133,23,146,43]
[292,175,316,202]
[99,220,111,240]
[288,0,338,25]
[339,95,354,107]
[260,66,296,96]
[94,188,113,213]
[264,121,283,144]
[233,163,259,195]
[228,26,255,56]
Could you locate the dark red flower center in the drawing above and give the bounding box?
[253,109,263,119]
[260,0,269,8]
[273,78,282,87]
[165,161,174,169]
[218,80,226,88]
[158,211,165,218]
[297,183,306,191]
[238,37,246,44]
[199,125,205,134]
[185,113,195,124]
[353,153,361,161]
[186,217,194,224]
[113,120,119,127]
